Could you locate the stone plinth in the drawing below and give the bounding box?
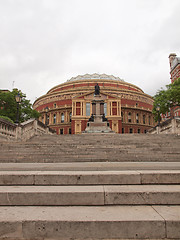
[85,115,113,133]
[85,95,113,133]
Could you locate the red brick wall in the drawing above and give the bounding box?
[49,82,141,95]
[71,120,75,134]
[118,120,122,133]
[36,99,72,112]
[121,99,153,110]
[108,120,112,129]
[81,120,88,132]
[51,125,71,135]
[171,64,180,83]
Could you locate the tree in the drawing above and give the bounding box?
[0,89,40,123]
[153,78,180,121]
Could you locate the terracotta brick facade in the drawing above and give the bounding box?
[33,74,155,134]
[169,53,180,83]
[161,53,180,120]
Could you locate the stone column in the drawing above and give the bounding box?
[110,102,112,116]
[81,102,83,116]
[96,102,101,115]
[92,103,96,115]
[83,102,86,116]
[65,111,68,123]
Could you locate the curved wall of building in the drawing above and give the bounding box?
[33,74,155,134]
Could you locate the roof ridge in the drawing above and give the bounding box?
[67,73,124,82]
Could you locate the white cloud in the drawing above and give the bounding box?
[0,0,180,103]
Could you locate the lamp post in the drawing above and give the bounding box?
[15,93,22,124]
[156,106,160,134]
[45,107,49,125]
[156,106,160,126]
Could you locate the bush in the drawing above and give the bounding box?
[0,116,14,124]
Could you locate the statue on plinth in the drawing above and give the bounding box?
[102,114,108,122]
[89,114,94,122]
[95,83,100,95]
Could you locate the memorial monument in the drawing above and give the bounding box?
[84,84,113,133]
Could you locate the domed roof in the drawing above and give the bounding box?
[67,73,124,82]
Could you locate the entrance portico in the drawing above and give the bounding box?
[71,91,122,134]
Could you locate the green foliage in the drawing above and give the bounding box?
[0,89,40,123]
[0,115,14,123]
[153,78,180,121]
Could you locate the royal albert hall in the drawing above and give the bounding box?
[33,73,155,134]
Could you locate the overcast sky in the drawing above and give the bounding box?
[0,0,180,104]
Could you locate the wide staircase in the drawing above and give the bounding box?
[0,133,180,239]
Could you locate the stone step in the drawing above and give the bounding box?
[0,154,179,163]
[0,170,180,185]
[1,134,179,146]
[0,133,179,164]
[1,162,180,171]
[0,185,180,206]
[1,142,179,148]
[0,205,179,239]
[1,141,179,148]
[1,149,179,155]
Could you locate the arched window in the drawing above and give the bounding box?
[149,116,151,125]
[143,115,146,124]
[53,114,56,124]
[128,112,131,123]
[61,113,64,123]
[121,112,124,122]
[136,113,139,123]
[129,128,133,134]
[46,115,49,125]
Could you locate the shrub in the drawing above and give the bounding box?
[0,116,14,124]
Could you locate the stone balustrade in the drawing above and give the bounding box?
[0,119,16,140]
[148,117,180,135]
[0,118,55,141]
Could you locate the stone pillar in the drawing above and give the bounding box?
[15,125,22,140]
[156,126,160,134]
[172,118,176,134]
[72,102,75,116]
[100,103,104,115]
[83,102,86,116]
[96,102,101,115]
[33,119,37,134]
[92,103,96,115]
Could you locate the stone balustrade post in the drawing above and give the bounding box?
[33,119,38,134]
[156,126,160,134]
[172,118,176,134]
[15,125,22,140]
